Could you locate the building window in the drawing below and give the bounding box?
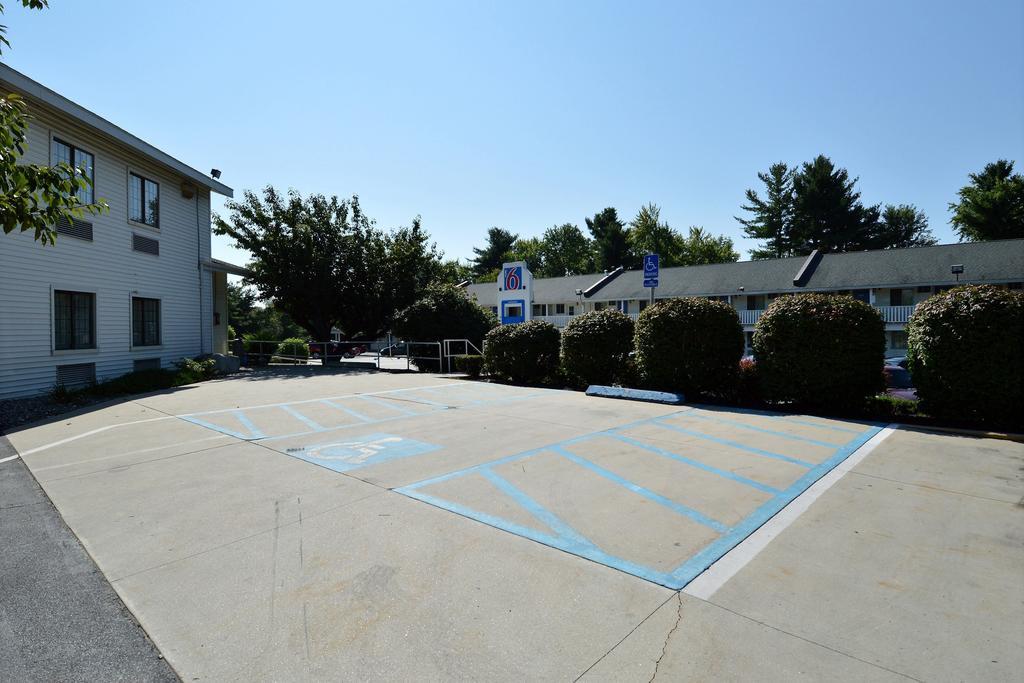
[889,289,903,306]
[132,297,161,346]
[567,305,575,315]
[129,172,159,227]
[51,138,95,204]
[555,303,565,315]
[889,331,908,350]
[532,304,545,317]
[620,301,630,314]
[491,306,498,315]
[639,299,649,311]
[594,302,604,311]
[852,289,870,303]
[54,290,95,350]
[746,295,764,310]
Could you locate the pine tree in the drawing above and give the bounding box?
[735,162,794,259]
[790,155,880,253]
[470,227,518,276]
[586,207,637,270]
[949,160,1024,241]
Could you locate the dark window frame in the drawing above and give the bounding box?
[128,171,160,228]
[132,297,161,347]
[52,137,95,204]
[53,290,96,351]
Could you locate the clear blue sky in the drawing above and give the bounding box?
[5,1,1022,267]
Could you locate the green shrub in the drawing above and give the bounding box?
[753,293,885,409]
[175,357,219,382]
[634,297,744,397]
[393,285,498,372]
[454,354,484,378]
[561,309,635,387]
[484,320,561,385]
[906,285,1023,425]
[274,337,309,361]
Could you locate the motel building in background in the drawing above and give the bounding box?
[464,239,1024,355]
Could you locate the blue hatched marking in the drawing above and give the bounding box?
[179,416,251,440]
[355,394,418,416]
[280,405,325,432]
[674,411,841,448]
[550,446,728,533]
[394,407,883,590]
[649,421,816,469]
[233,410,266,439]
[320,399,372,423]
[669,424,882,586]
[608,433,781,495]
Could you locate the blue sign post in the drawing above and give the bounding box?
[643,253,659,304]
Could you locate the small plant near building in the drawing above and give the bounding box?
[561,309,635,387]
[906,285,1023,426]
[454,354,484,378]
[484,320,561,385]
[634,297,744,397]
[753,293,885,410]
[273,337,309,363]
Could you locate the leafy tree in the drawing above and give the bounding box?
[538,223,595,276]
[471,227,518,276]
[736,162,795,259]
[215,187,440,342]
[949,159,1024,241]
[627,203,683,266]
[433,258,474,285]
[2,2,109,245]
[790,155,881,253]
[871,204,936,249]
[392,284,498,370]
[508,236,544,273]
[586,207,637,270]
[227,283,304,339]
[678,226,739,265]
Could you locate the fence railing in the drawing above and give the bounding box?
[229,339,381,366]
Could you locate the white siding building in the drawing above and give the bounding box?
[0,65,240,399]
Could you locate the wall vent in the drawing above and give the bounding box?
[133,358,161,372]
[132,233,160,255]
[56,362,96,390]
[56,217,94,241]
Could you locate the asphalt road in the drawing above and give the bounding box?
[0,435,178,683]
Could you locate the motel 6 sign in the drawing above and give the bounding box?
[643,253,659,288]
[503,265,524,291]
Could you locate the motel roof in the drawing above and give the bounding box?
[464,239,1024,306]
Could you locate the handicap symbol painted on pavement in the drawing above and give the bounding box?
[284,433,440,473]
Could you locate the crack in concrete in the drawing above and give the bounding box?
[649,592,683,682]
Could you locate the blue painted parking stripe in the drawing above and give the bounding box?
[675,412,841,448]
[551,446,728,533]
[355,394,418,416]
[233,410,266,439]
[649,421,816,469]
[395,485,680,587]
[320,399,372,423]
[694,404,870,435]
[479,468,594,547]
[179,416,251,440]
[397,447,552,491]
[280,405,325,432]
[669,425,883,587]
[608,434,781,495]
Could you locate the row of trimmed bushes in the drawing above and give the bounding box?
[476,285,1021,425]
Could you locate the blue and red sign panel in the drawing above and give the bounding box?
[503,266,523,291]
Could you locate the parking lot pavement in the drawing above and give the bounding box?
[5,373,1023,681]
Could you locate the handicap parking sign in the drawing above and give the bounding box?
[643,253,659,288]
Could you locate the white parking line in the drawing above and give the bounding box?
[683,424,897,601]
[0,454,20,464]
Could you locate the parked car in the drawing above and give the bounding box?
[883,355,916,399]
[308,341,366,361]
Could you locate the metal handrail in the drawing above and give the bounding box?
[375,341,443,371]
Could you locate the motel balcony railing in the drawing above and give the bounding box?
[535,304,917,329]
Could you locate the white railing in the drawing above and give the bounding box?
[739,309,763,325]
[534,314,574,328]
[877,305,916,323]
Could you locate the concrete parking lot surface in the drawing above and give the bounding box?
[5,370,1023,681]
